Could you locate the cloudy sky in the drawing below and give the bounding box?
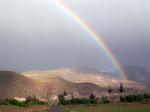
[0,0,150,72]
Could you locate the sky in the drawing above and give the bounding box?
[0,0,150,72]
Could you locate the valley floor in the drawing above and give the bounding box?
[65,103,150,112]
[0,103,150,112]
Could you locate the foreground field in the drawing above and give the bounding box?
[0,105,48,112]
[66,103,150,112]
[0,103,150,112]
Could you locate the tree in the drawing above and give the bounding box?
[63,91,67,96]
[58,91,68,105]
[89,93,95,100]
[108,86,112,99]
[89,93,97,104]
[118,82,125,101]
[118,82,124,93]
[58,93,65,105]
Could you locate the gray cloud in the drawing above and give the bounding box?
[0,0,150,72]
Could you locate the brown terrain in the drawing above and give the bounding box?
[0,67,149,100]
[23,67,148,89]
[0,70,104,100]
[0,71,48,99]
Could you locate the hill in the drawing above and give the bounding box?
[0,71,47,99]
[0,70,104,100]
[23,67,147,90]
[0,67,148,100]
[23,67,113,87]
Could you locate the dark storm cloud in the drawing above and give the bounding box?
[0,0,150,72]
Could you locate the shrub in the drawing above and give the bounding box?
[120,93,150,102]
[0,99,28,107]
[0,96,47,107]
[101,97,109,104]
[25,96,48,106]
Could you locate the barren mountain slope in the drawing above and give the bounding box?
[23,67,147,90]
[0,71,48,99]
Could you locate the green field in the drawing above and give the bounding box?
[0,105,48,112]
[0,103,150,112]
[64,103,150,112]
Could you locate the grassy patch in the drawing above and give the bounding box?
[61,106,78,112]
[65,103,150,112]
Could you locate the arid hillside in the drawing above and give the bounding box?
[0,70,105,99]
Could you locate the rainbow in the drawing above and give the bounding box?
[51,0,127,79]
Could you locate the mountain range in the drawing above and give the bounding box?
[0,70,104,100]
[0,66,149,100]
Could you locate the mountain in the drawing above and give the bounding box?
[0,71,48,99]
[23,67,147,90]
[0,70,105,99]
[123,65,150,85]
[23,70,105,97]
[0,67,148,100]
[45,76,104,97]
[23,67,115,87]
[46,67,117,87]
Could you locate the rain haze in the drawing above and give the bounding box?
[0,0,150,72]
